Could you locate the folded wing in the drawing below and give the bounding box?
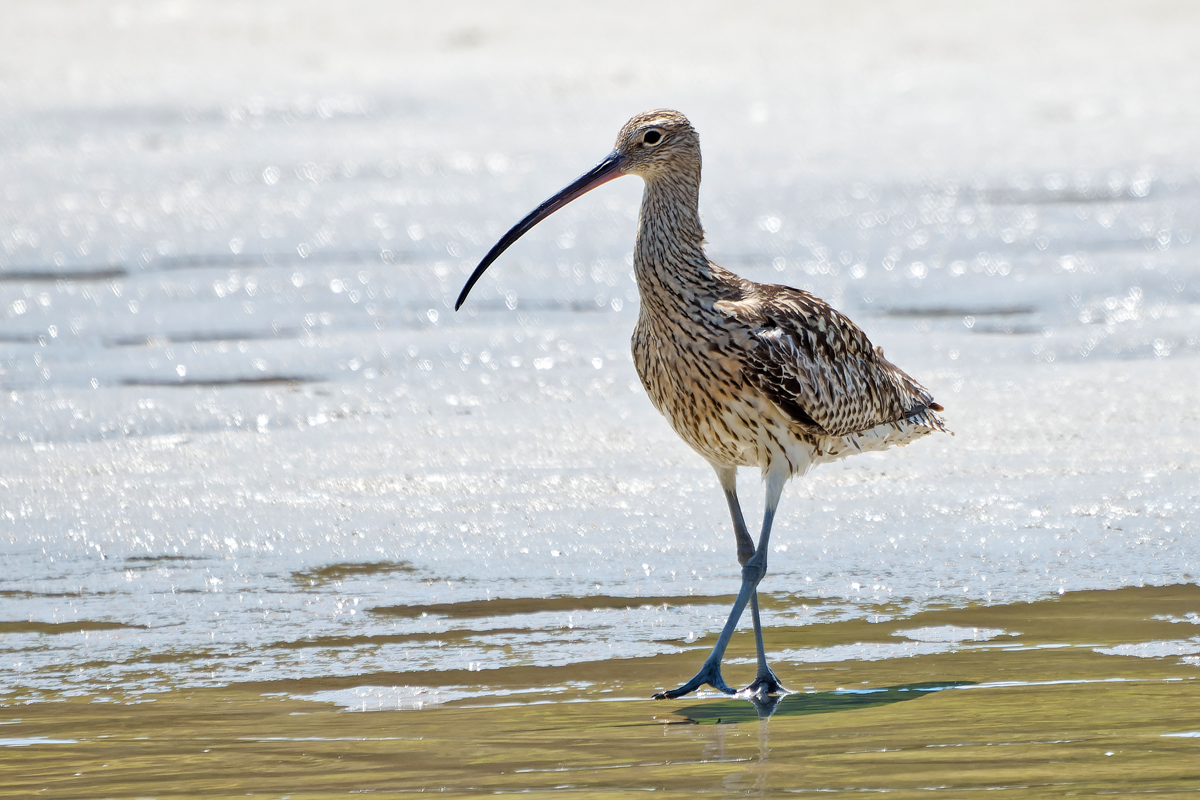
[718,283,942,438]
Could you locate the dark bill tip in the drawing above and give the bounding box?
[454,151,626,311]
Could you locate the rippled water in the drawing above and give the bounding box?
[2,2,1199,707]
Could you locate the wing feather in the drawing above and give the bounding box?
[718,284,941,437]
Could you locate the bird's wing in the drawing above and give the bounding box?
[717,285,941,437]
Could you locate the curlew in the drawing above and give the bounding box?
[455,110,948,700]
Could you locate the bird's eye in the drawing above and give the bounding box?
[642,129,663,146]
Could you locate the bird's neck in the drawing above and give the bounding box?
[633,172,713,311]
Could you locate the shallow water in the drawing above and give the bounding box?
[4,586,1200,797]
[2,1,1200,795]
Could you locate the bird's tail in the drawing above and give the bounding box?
[904,403,952,436]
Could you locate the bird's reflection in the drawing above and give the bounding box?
[660,682,973,794]
[670,681,974,727]
[749,691,786,719]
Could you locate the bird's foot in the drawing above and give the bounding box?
[743,666,787,697]
[653,661,737,700]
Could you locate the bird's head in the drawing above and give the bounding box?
[454,110,698,311]
[611,109,701,180]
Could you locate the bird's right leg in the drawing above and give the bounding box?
[736,466,788,696]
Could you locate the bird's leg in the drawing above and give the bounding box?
[651,575,751,699]
[653,466,788,700]
[651,466,751,699]
[743,555,787,696]
[714,465,756,567]
[741,468,788,696]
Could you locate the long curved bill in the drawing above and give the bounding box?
[454,151,627,311]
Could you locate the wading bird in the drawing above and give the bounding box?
[455,110,947,699]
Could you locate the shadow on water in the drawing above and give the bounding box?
[672,681,976,723]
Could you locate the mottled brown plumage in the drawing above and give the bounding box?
[457,109,949,702]
[620,110,946,479]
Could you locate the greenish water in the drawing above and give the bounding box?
[3,585,1198,798]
